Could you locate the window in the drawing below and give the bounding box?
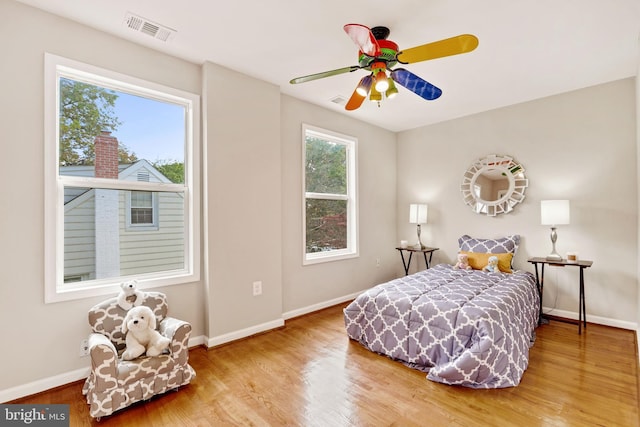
[44,53,200,303]
[302,124,358,264]
[126,191,159,229]
[130,191,153,224]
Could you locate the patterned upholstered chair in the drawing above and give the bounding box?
[82,291,195,419]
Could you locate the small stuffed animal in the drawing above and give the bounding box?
[117,280,145,311]
[121,305,171,360]
[453,253,472,270]
[483,255,500,273]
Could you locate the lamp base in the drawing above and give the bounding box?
[546,227,562,261]
[415,224,426,250]
[546,253,562,261]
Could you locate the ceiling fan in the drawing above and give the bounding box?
[290,24,478,111]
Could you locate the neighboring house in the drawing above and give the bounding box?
[61,133,184,283]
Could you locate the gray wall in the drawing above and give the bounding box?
[396,79,638,325]
[202,61,284,341]
[280,96,398,315]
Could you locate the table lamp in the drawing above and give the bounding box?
[541,200,570,261]
[409,204,428,249]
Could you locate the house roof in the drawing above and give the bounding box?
[15,0,640,132]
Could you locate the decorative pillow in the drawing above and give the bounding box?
[460,251,514,273]
[458,234,520,255]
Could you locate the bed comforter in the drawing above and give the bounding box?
[344,263,539,388]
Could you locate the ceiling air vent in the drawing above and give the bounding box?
[329,95,347,106]
[124,12,176,42]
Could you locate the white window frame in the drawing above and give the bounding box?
[302,124,358,265]
[125,191,159,231]
[44,53,201,303]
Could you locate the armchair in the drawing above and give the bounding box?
[82,291,195,419]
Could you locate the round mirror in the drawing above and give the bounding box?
[460,154,528,216]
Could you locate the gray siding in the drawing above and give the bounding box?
[63,161,185,282]
[63,195,96,280]
[119,191,185,276]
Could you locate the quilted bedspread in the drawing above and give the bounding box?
[344,263,539,388]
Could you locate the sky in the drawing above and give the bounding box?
[111,91,185,164]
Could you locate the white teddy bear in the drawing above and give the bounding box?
[117,280,145,311]
[121,305,171,360]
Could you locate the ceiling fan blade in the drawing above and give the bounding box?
[345,83,367,111]
[396,34,479,64]
[344,23,380,57]
[391,68,442,100]
[289,65,361,84]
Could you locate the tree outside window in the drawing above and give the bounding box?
[303,125,357,264]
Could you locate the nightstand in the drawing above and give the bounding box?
[395,246,439,276]
[527,257,593,334]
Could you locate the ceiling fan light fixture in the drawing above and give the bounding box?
[374,70,389,92]
[355,75,373,96]
[369,85,382,102]
[386,78,398,99]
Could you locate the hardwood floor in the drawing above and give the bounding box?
[11,303,639,426]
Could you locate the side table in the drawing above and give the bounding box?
[527,257,593,334]
[396,246,439,276]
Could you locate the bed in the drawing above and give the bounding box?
[343,235,540,388]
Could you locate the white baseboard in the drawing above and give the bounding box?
[542,306,638,330]
[282,291,360,320]
[205,318,285,348]
[202,292,360,347]
[188,335,206,348]
[0,367,90,403]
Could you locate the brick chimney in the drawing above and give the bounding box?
[94,131,119,179]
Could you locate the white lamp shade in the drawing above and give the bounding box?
[541,200,570,225]
[409,204,428,224]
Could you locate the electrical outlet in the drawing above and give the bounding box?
[252,281,262,296]
[79,339,89,357]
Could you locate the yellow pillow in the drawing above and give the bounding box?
[460,251,513,273]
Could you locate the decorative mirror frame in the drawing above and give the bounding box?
[460,154,528,216]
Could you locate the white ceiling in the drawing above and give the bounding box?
[16,0,640,132]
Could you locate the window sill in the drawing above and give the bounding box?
[45,271,199,304]
[303,251,358,266]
